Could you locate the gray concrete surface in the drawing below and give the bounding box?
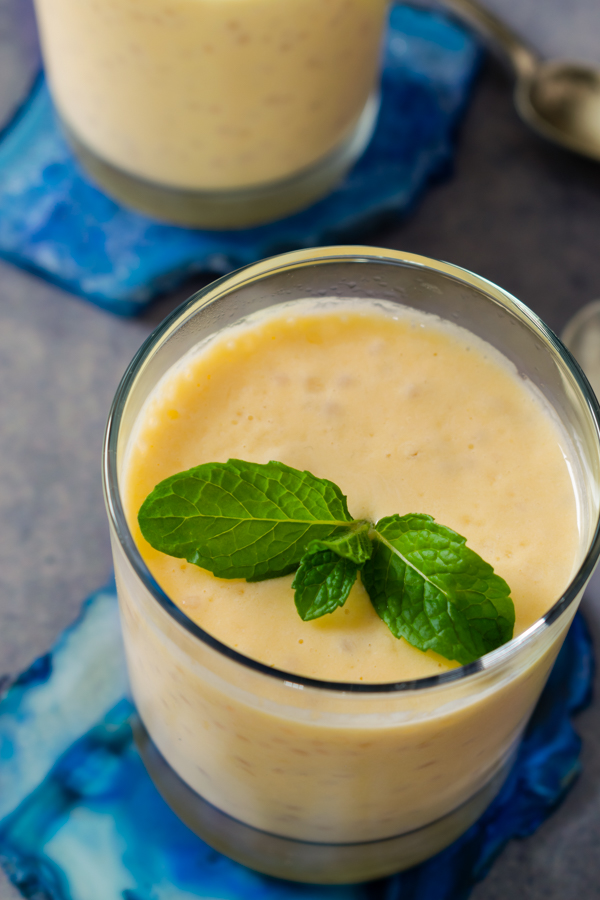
[2,1,600,897]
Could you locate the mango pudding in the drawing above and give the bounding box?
[104,249,600,882]
[126,303,577,680]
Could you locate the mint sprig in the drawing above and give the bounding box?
[138,459,515,665]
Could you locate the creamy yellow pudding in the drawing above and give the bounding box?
[34,0,387,191]
[124,300,578,683]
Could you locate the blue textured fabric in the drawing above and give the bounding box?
[0,4,480,315]
[0,584,593,900]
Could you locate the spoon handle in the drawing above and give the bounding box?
[442,0,538,79]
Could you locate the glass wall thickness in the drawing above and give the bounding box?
[103,247,600,882]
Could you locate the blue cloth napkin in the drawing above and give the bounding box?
[0,4,480,315]
[0,583,593,900]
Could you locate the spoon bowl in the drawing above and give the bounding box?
[520,62,600,159]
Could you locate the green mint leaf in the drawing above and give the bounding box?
[292,550,359,620]
[362,514,515,665]
[138,459,355,581]
[306,521,373,565]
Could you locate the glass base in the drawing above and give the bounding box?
[63,95,379,230]
[133,715,514,884]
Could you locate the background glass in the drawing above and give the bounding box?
[33,0,387,227]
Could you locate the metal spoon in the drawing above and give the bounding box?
[443,0,600,162]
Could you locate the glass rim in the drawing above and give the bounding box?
[102,246,600,695]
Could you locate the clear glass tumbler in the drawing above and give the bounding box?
[103,247,600,883]
[33,0,387,227]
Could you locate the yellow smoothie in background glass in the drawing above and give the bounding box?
[33,0,388,224]
[103,248,600,883]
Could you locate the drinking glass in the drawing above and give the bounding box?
[103,247,600,883]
